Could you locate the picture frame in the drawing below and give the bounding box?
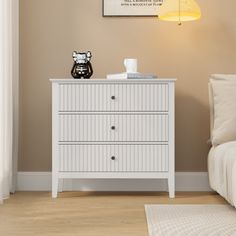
[103,0,163,17]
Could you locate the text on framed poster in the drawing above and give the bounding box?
[103,0,164,17]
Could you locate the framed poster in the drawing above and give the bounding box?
[103,0,163,17]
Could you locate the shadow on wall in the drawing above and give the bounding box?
[175,91,210,172]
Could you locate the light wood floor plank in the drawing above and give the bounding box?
[0,192,226,236]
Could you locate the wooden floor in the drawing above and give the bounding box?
[0,192,226,236]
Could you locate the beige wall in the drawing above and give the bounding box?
[19,0,236,172]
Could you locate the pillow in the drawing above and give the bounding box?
[209,74,236,141]
[210,75,236,146]
[210,74,236,81]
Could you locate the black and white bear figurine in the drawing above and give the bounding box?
[71,51,93,79]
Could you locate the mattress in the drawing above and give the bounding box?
[208,141,236,207]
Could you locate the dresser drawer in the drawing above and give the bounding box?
[59,114,168,142]
[59,144,168,172]
[59,83,169,112]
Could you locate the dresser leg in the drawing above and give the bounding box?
[52,175,58,198]
[58,179,63,193]
[168,176,175,198]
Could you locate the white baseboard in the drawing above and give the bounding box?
[17,172,212,192]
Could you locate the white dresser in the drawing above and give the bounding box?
[50,79,176,198]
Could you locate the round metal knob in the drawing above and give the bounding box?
[111,156,116,160]
[111,96,116,100]
[111,126,116,130]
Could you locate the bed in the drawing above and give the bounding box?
[208,74,236,207]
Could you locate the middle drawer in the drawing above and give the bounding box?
[59,114,168,142]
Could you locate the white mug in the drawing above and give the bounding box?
[124,58,138,73]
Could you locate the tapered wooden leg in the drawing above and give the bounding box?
[168,176,175,198]
[52,174,58,198]
[58,179,63,193]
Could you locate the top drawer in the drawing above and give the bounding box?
[58,83,169,112]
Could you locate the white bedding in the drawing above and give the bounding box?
[208,141,236,207]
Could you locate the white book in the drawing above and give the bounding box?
[106,72,157,80]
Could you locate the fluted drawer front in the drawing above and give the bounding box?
[59,114,168,142]
[59,83,169,112]
[59,144,168,172]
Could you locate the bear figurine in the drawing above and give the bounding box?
[71,51,93,79]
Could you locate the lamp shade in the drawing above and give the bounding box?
[158,0,201,22]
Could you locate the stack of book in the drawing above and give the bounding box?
[106,72,157,80]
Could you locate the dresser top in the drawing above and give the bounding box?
[50,78,176,84]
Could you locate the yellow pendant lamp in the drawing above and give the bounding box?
[158,0,201,25]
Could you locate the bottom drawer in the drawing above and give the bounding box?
[59,145,168,172]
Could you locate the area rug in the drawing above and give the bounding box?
[145,204,236,236]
